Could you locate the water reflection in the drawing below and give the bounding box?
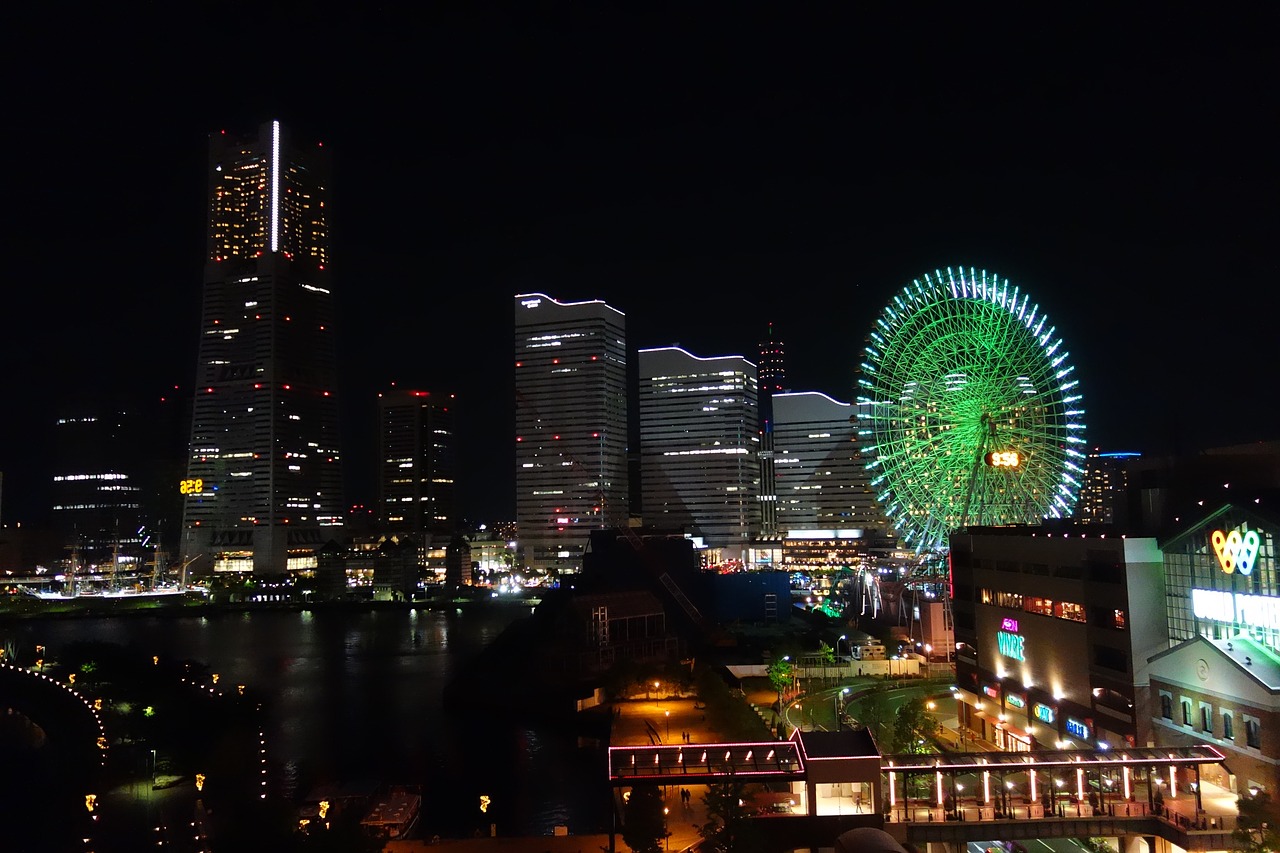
[4,605,610,838]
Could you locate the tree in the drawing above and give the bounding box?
[855,687,893,751]
[1234,789,1280,853]
[817,640,836,666]
[622,785,668,853]
[892,695,940,755]
[766,657,794,710]
[698,776,762,853]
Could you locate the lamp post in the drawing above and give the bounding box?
[663,806,670,852]
[835,687,849,730]
[665,710,670,741]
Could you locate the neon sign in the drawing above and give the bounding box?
[1033,703,1056,724]
[996,631,1025,661]
[1005,693,1026,709]
[179,478,204,495]
[1001,617,1020,632]
[1065,717,1090,739]
[1192,588,1280,632]
[1212,527,1261,575]
[983,685,1001,699]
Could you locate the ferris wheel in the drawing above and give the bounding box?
[856,266,1087,555]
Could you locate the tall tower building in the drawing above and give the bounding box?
[50,401,144,570]
[377,389,457,540]
[772,391,887,536]
[756,324,786,540]
[180,120,344,577]
[1076,450,1140,526]
[638,346,760,566]
[514,293,628,575]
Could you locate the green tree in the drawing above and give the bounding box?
[1233,790,1280,853]
[854,687,893,751]
[621,785,668,853]
[698,776,762,853]
[892,695,939,754]
[817,640,836,666]
[766,657,794,710]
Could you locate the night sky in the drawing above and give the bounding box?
[4,6,1277,526]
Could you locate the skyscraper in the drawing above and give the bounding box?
[756,324,786,540]
[180,121,344,577]
[514,293,628,575]
[377,388,457,540]
[638,346,759,566]
[772,391,886,536]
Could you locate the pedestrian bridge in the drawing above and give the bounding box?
[607,729,1236,851]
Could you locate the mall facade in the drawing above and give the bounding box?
[950,500,1280,801]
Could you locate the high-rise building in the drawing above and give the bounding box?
[1076,450,1140,526]
[638,346,759,566]
[377,388,457,540]
[50,403,144,570]
[757,325,786,541]
[514,293,628,575]
[180,121,344,577]
[772,391,887,536]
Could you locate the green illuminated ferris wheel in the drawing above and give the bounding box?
[856,267,1087,554]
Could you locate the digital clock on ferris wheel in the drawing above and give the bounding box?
[985,450,1020,468]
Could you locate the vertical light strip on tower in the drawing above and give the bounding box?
[270,119,280,253]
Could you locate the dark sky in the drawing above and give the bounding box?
[3,5,1278,526]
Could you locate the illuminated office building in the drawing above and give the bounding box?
[180,120,344,576]
[1076,450,1140,525]
[514,293,628,575]
[377,388,456,539]
[638,346,759,566]
[772,391,887,538]
[757,325,785,541]
[50,403,144,569]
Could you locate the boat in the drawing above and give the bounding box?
[360,784,422,840]
[17,541,206,602]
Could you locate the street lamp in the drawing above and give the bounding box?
[665,710,670,741]
[663,806,670,852]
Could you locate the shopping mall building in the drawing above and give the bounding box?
[950,499,1279,801]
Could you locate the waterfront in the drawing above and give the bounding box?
[0,605,615,840]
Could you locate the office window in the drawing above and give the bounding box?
[1160,694,1172,720]
[1223,712,1234,740]
[1246,717,1261,749]
[1113,609,1127,630]
[1182,700,1192,726]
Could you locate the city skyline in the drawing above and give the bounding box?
[3,6,1278,528]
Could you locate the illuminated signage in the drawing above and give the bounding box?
[996,631,1025,661]
[986,450,1020,468]
[1001,617,1020,632]
[1005,693,1026,709]
[1033,703,1056,724]
[1212,526,1261,576]
[179,478,204,495]
[1065,717,1090,740]
[1192,588,1280,632]
[983,685,1001,699]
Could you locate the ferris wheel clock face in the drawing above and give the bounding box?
[856,267,1087,553]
